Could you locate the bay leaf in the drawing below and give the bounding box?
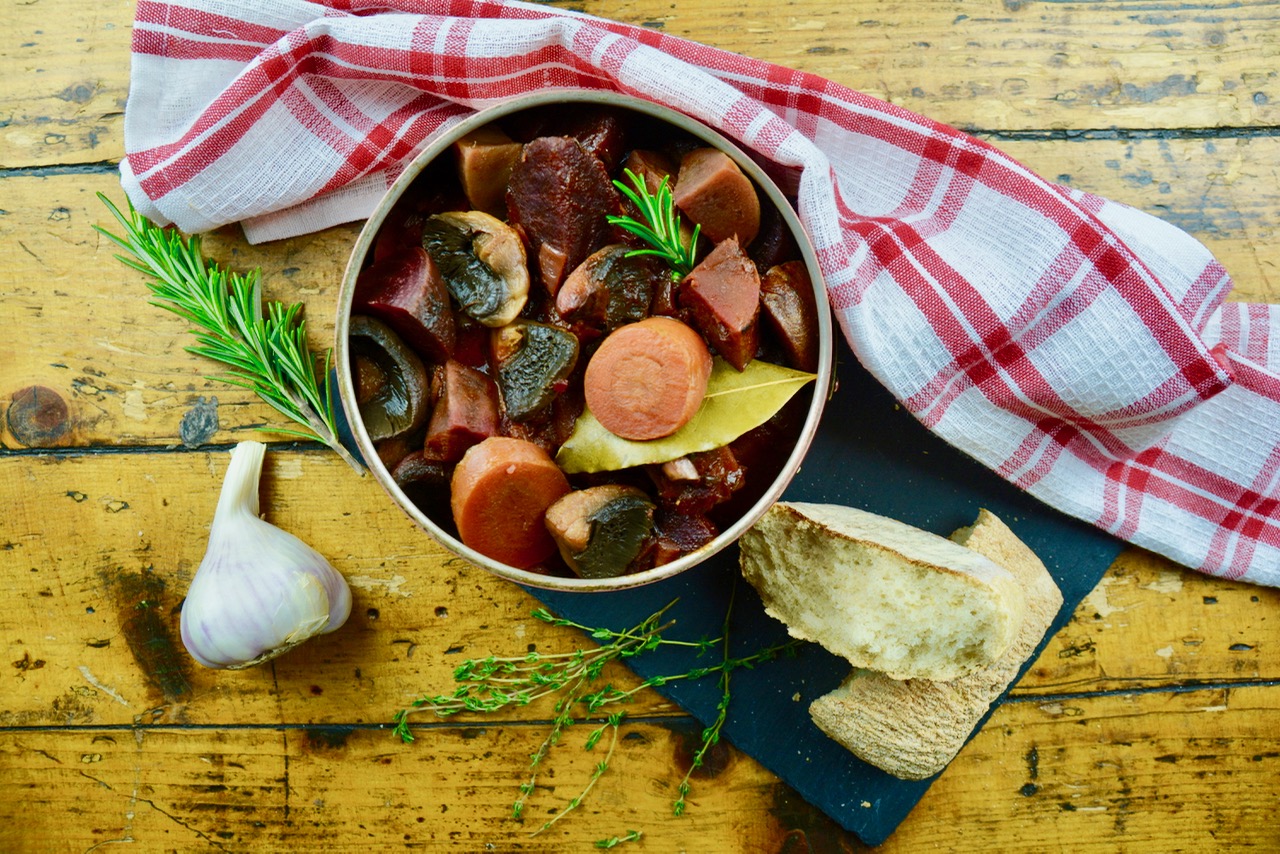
[556,358,816,474]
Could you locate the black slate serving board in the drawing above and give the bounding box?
[528,340,1124,846]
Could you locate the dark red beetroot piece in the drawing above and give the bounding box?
[760,260,821,373]
[507,136,619,296]
[679,237,762,371]
[647,445,747,517]
[354,247,456,362]
[454,126,525,217]
[425,359,500,462]
[673,148,761,246]
[748,199,799,272]
[650,509,719,567]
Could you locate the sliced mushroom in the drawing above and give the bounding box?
[555,244,663,334]
[490,320,579,422]
[348,315,431,443]
[421,210,529,327]
[544,485,656,579]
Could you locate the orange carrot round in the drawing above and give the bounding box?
[583,316,713,441]
[450,436,572,569]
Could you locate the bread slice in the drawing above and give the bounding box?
[739,502,1026,681]
[808,508,1064,780]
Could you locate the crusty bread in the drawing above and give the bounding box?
[808,508,1064,780]
[739,502,1026,681]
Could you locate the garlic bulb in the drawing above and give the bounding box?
[180,441,352,669]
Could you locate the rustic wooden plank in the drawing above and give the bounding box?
[0,448,687,728]
[0,0,134,168]
[1020,545,1280,695]
[2,133,1276,450]
[1,684,1276,851]
[649,0,1280,132]
[3,1,1278,169]
[0,170,362,450]
[1,451,1276,729]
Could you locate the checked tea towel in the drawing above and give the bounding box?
[120,0,1280,586]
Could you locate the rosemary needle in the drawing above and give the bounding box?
[94,193,363,473]
[607,169,701,279]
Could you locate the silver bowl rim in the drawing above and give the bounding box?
[335,88,834,592]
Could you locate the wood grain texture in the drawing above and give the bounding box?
[1,0,1278,851]
[1,136,1276,450]
[1,686,1276,852]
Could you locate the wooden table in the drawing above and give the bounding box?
[2,1,1277,850]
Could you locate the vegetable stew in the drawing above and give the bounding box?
[348,102,822,580]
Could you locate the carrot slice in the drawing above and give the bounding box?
[450,437,572,569]
[583,316,713,441]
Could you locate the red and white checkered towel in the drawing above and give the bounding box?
[121,0,1280,586]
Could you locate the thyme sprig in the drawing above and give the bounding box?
[93,194,363,473]
[607,169,701,279]
[392,596,800,837]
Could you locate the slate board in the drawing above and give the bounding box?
[528,340,1124,846]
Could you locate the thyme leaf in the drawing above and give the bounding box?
[393,596,801,835]
[94,194,362,473]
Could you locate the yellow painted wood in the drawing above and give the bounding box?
[3,1,1278,168]
[1,134,1276,450]
[0,685,1275,852]
[0,450,677,727]
[0,0,134,168]
[3,449,1277,719]
[1,0,1278,850]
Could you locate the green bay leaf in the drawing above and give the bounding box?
[556,358,816,474]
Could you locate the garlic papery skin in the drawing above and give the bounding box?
[180,441,353,670]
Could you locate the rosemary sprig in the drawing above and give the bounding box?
[392,597,800,834]
[607,169,701,279]
[93,193,363,473]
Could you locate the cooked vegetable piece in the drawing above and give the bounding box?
[748,200,799,271]
[507,136,618,295]
[425,359,500,462]
[673,148,760,246]
[557,357,816,474]
[348,315,430,443]
[583,316,712,441]
[647,445,746,516]
[760,260,822,372]
[421,211,529,327]
[354,247,456,361]
[450,436,572,569]
[561,107,630,171]
[392,449,451,487]
[556,244,662,333]
[544,485,656,579]
[454,125,524,217]
[624,149,677,195]
[491,320,579,421]
[651,509,718,567]
[680,237,762,371]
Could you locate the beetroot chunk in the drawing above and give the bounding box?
[679,237,761,371]
[425,360,500,462]
[760,260,821,373]
[507,136,619,296]
[354,248,456,362]
[673,148,760,246]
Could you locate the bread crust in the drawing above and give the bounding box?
[808,508,1064,780]
[740,502,1027,681]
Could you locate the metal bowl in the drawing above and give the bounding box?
[335,89,833,591]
